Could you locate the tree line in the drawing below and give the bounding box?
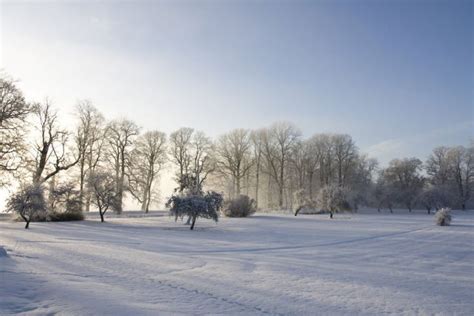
[1,74,473,227]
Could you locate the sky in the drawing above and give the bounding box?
[0,0,472,174]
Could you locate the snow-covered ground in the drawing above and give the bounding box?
[1,211,473,315]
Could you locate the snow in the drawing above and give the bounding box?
[1,210,474,315]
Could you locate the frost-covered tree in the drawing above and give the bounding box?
[0,75,31,186]
[128,131,167,212]
[167,191,223,230]
[317,184,352,218]
[106,119,140,213]
[6,184,46,229]
[293,188,318,216]
[88,172,117,222]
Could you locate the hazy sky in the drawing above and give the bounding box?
[1,0,473,167]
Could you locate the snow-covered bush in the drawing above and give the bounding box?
[6,184,47,229]
[167,191,223,230]
[224,195,256,217]
[435,208,452,226]
[88,172,118,222]
[317,185,352,218]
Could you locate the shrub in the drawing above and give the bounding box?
[224,195,256,217]
[49,182,82,213]
[49,211,85,222]
[435,208,452,226]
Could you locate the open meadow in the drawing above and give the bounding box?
[1,210,473,315]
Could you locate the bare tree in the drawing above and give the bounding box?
[332,134,357,187]
[128,131,167,212]
[190,131,215,188]
[381,158,424,212]
[426,147,450,186]
[0,76,31,185]
[169,127,194,191]
[75,100,105,211]
[88,172,117,222]
[216,129,253,198]
[303,136,322,200]
[31,101,80,185]
[262,122,301,208]
[446,145,474,210]
[106,119,140,213]
[250,129,264,208]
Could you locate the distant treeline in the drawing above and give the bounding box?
[1,74,473,216]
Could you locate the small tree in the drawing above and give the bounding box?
[167,191,223,230]
[88,172,117,222]
[293,189,317,216]
[6,184,46,229]
[317,185,351,219]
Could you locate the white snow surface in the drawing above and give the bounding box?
[1,210,473,315]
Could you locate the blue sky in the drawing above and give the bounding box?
[1,0,472,166]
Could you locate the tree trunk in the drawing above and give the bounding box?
[294,206,302,216]
[100,210,105,222]
[236,177,241,197]
[255,169,259,209]
[329,211,333,219]
[25,219,30,229]
[278,185,284,209]
[190,215,197,230]
[79,159,85,212]
[85,195,91,212]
